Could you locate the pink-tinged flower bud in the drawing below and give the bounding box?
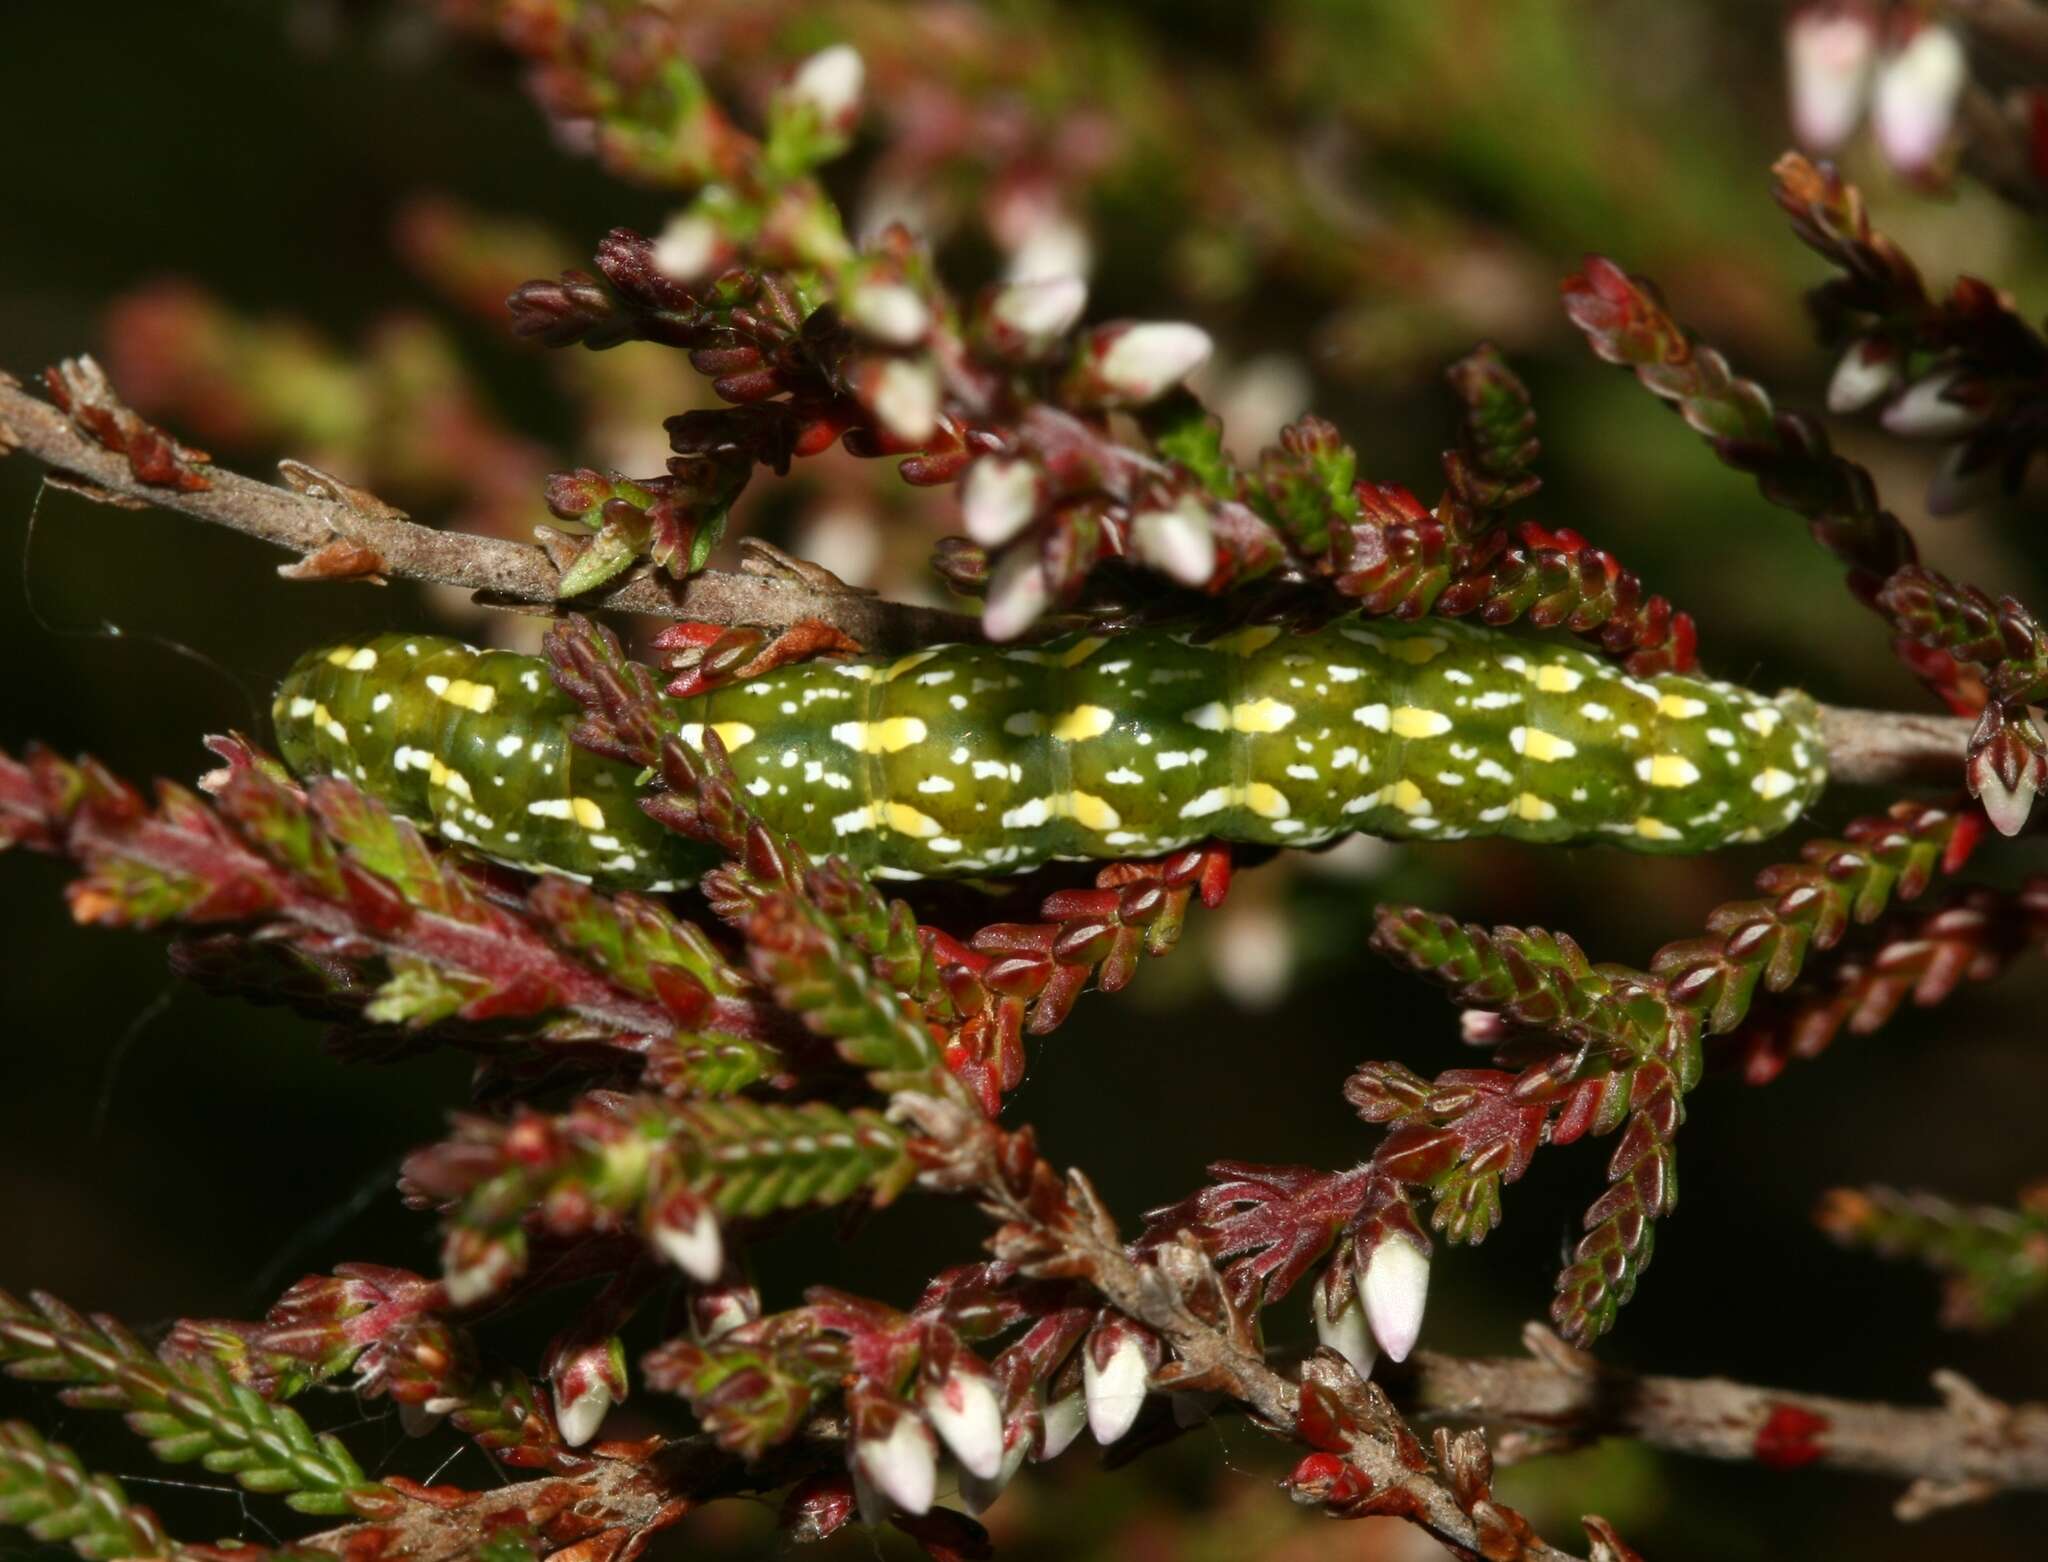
[852,1405,939,1515]
[1130,497,1217,588]
[441,1230,520,1309]
[787,44,865,132]
[1034,1389,1086,1462]
[650,1189,723,1283]
[691,1280,760,1342]
[963,457,1041,547]
[1082,1320,1159,1446]
[1360,1233,1431,1363]
[990,275,1089,343]
[1881,371,1986,439]
[1787,4,1877,149]
[1969,713,2047,837]
[1311,1275,1377,1381]
[922,1363,1006,1481]
[550,1334,627,1449]
[1873,22,1967,173]
[781,1472,857,1543]
[845,282,931,347]
[1091,322,1213,406]
[1826,337,1902,414]
[981,547,1051,641]
[867,358,940,445]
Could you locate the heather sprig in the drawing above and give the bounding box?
[0,1422,169,1562]
[0,1291,392,1518]
[1817,1183,2048,1329]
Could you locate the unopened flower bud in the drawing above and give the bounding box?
[989,274,1088,343]
[1082,1321,1158,1446]
[653,213,723,286]
[1873,22,1966,173]
[866,357,940,445]
[1089,321,1213,406]
[963,457,1041,547]
[981,547,1051,642]
[958,1414,1033,1514]
[787,44,865,132]
[1311,1275,1377,1381]
[441,1230,520,1309]
[1787,4,1877,149]
[691,1280,760,1342]
[1005,215,1093,285]
[1881,371,1985,439]
[1360,1233,1431,1363]
[921,1363,1006,1480]
[1130,497,1217,588]
[852,1406,938,1516]
[650,1189,723,1283]
[1035,1389,1086,1462]
[551,1345,625,1449]
[1826,337,1901,414]
[845,281,931,347]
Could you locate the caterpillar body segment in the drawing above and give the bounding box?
[274,619,1828,891]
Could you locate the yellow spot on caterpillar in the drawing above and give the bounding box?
[1658,693,1708,719]
[572,797,605,829]
[427,758,475,801]
[881,802,943,838]
[1740,707,1783,737]
[288,696,316,719]
[1532,664,1583,693]
[1752,768,1797,800]
[1244,783,1290,819]
[341,647,378,671]
[831,717,928,752]
[709,721,757,752]
[1050,705,1116,741]
[1511,727,1576,762]
[1386,779,1429,815]
[1066,791,1121,830]
[1637,754,1701,788]
[1058,635,1109,667]
[1231,698,1296,733]
[433,678,497,713]
[1212,625,1281,656]
[882,649,941,681]
[1635,815,1683,841]
[1389,706,1452,739]
[325,646,358,667]
[1514,792,1557,822]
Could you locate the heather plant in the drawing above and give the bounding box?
[5,5,2048,1560]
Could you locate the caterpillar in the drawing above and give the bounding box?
[273,618,1828,891]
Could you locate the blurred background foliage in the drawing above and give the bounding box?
[3,1,2046,1556]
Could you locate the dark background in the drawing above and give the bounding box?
[3,2,2046,1557]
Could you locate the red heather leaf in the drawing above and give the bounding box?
[1144,1162,1378,1311]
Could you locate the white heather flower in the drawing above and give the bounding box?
[1131,498,1217,588]
[853,1411,938,1515]
[1082,1332,1151,1446]
[1873,23,1967,173]
[789,43,864,128]
[869,358,940,444]
[990,274,1088,341]
[1826,338,1901,415]
[1881,371,1984,438]
[652,212,720,285]
[1360,1233,1431,1364]
[962,457,1040,547]
[553,1376,612,1449]
[441,1243,516,1309]
[1311,1282,1378,1381]
[1005,214,1093,285]
[845,282,931,347]
[1034,1390,1087,1462]
[981,548,1051,642]
[922,1367,1006,1480]
[1097,322,1213,404]
[1787,4,1877,150]
[652,1202,723,1283]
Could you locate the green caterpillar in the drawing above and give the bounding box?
[273,618,1827,891]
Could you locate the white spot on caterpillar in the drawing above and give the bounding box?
[1002,797,1053,828]
[831,717,926,752]
[343,647,378,671]
[1513,792,1557,822]
[1707,728,1735,747]
[497,734,523,757]
[1327,664,1364,683]
[1180,787,1230,819]
[1286,764,1319,780]
[1472,690,1521,709]
[1658,693,1708,719]
[1106,767,1144,785]
[917,776,956,793]
[288,697,316,719]
[1578,701,1612,722]
[1531,664,1583,693]
[1741,707,1783,737]
[1353,703,1390,732]
[1156,750,1197,770]
[1509,726,1576,762]
[1635,815,1683,840]
[1475,758,1513,784]
[1752,768,1798,799]
[371,692,393,714]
